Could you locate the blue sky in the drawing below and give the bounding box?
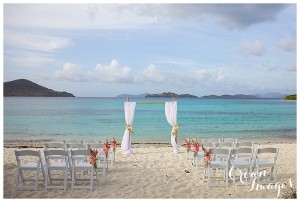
[3,3,297,97]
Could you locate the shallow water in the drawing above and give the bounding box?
[4,97,296,143]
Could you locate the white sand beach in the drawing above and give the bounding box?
[3,141,297,199]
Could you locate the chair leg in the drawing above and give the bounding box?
[35,168,40,191]
[71,168,75,191]
[232,167,236,188]
[90,169,94,192]
[45,168,48,190]
[16,169,20,190]
[225,166,228,188]
[208,166,211,189]
[256,165,260,183]
[64,169,68,191]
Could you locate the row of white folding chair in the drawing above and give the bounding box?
[44,149,97,191]
[62,139,103,144]
[201,141,254,149]
[45,142,112,174]
[15,149,98,191]
[194,147,279,188]
[202,138,238,143]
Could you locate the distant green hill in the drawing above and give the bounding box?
[4,79,75,97]
[201,94,258,99]
[146,92,199,98]
[284,94,296,100]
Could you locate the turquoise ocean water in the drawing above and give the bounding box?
[3,97,296,143]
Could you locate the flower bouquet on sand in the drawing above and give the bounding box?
[193,141,200,158]
[202,146,212,169]
[184,139,191,153]
[111,137,117,161]
[103,139,111,159]
[89,149,98,169]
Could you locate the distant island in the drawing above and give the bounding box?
[116,93,149,98]
[146,92,199,98]
[115,92,289,99]
[284,94,296,100]
[200,94,258,99]
[4,79,75,97]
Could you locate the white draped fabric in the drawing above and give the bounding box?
[165,101,179,153]
[121,102,136,155]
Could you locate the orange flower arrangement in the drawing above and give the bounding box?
[89,149,98,169]
[193,141,200,157]
[202,146,212,168]
[111,137,117,152]
[103,140,111,158]
[184,139,191,153]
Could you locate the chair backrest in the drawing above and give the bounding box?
[222,138,238,143]
[203,138,220,143]
[256,147,279,163]
[66,143,86,150]
[209,148,231,155]
[215,142,234,149]
[63,139,83,144]
[202,142,215,149]
[14,150,43,167]
[235,141,253,148]
[44,150,69,165]
[45,142,65,151]
[82,140,101,144]
[209,148,231,161]
[44,150,68,157]
[87,143,103,149]
[231,147,253,155]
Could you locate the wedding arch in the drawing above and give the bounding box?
[121,97,179,155]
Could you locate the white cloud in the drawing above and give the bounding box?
[5,29,71,52]
[53,59,134,83]
[54,63,85,81]
[239,41,265,56]
[92,59,133,83]
[277,36,296,52]
[216,70,225,82]
[4,50,56,68]
[132,4,288,30]
[4,4,288,30]
[4,4,157,30]
[136,64,165,83]
[135,64,210,85]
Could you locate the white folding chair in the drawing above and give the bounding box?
[230,148,253,187]
[191,149,207,181]
[207,148,231,188]
[14,150,45,191]
[70,149,97,191]
[255,148,279,183]
[44,150,69,191]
